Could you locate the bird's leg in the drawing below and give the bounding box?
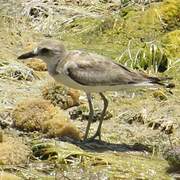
[89,92,108,142]
[83,93,94,141]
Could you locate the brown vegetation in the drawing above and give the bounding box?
[25,59,47,71]
[12,99,81,140]
[0,133,30,165]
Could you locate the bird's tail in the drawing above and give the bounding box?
[147,76,175,88]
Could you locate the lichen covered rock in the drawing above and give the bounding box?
[42,83,80,109]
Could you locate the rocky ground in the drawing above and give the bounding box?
[0,0,179,179]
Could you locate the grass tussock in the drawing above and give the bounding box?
[12,99,81,140]
[25,59,47,71]
[0,172,22,180]
[32,141,109,165]
[42,83,80,109]
[0,133,30,165]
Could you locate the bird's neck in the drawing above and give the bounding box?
[47,51,67,76]
[47,63,58,76]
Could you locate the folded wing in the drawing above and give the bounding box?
[62,51,149,86]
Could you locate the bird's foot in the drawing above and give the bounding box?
[83,131,103,143]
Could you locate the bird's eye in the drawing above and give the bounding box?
[40,48,49,54]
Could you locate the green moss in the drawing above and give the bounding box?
[158,0,180,31]
[161,30,180,59]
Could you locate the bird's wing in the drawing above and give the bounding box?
[59,51,148,86]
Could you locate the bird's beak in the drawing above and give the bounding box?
[17,48,38,60]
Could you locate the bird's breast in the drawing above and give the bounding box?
[51,72,83,90]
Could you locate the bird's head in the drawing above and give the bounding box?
[17,40,66,65]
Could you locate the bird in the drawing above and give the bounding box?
[17,39,174,142]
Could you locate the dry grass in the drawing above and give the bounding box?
[0,172,22,180]
[42,83,80,109]
[25,59,47,71]
[0,133,30,165]
[12,99,81,140]
[0,63,37,81]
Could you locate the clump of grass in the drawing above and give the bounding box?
[25,59,47,71]
[42,83,80,109]
[0,133,30,165]
[0,63,37,81]
[0,172,22,180]
[118,41,168,73]
[32,141,109,165]
[12,99,81,140]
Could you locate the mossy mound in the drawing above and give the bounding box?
[42,83,80,109]
[0,172,22,180]
[25,59,47,71]
[158,0,180,31]
[12,99,81,140]
[0,133,30,165]
[162,30,180,59]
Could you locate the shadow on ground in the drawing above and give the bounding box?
[59,137,151,153]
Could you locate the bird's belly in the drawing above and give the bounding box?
[52,73,84,89]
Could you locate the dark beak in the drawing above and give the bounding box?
[17,51,37,59]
